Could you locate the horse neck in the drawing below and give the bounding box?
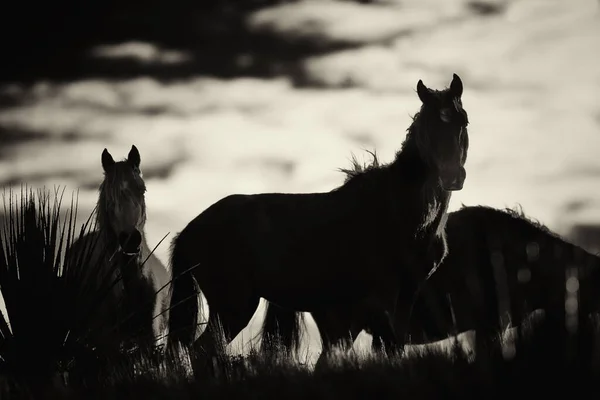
[390,134,452,233]
[129,226,156,265]
[392,131,431,185]
[139,231,154,260]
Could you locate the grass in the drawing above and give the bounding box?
[2,187,600,399]
[36,319,600,400]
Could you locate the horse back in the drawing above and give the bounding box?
[181,191,365,253]
[175,191,409,309]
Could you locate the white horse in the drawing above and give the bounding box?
[69,145,171,350]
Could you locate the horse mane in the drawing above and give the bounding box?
[457,203,557,237]
[500,206,554,235]
[339,149,382,184]
[339,111,425,187]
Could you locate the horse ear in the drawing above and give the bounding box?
[450,73,463,98]
[101,149,115,172]
[416,80,431,104]
[128,145,141,168]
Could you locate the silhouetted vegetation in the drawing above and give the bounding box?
[0,187,168,396]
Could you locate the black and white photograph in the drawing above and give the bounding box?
[0,0,599,398]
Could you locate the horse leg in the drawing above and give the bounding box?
[467,284,503,385]
[362,286,405,357]
[154,294,171,346]
[188,314,225,378]
[472,275,504,361]
[143,252,171,349]
[366,309,400,356]
[190,295,260,379]
[312,306,360,371]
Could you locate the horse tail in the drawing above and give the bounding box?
[167,232,201,350]
[260,301,305,357]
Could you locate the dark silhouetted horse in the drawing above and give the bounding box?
[68,145,171,351]
[391,205,600,352]
[262,203,600,358]
[167,74,470,371]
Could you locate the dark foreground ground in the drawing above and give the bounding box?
[2,190,600,400]
[2,315,600,400]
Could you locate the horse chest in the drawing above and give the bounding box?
[435,211,449,237]
[422,191,450,229]
[422,200,440,229]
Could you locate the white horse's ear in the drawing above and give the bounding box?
[102,149,115,172]
[128,145,141,169]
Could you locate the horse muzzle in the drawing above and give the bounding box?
[441,167,466,191]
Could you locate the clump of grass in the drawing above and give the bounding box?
[0,188,82,384]
[6,283,600,399]
[0,186,149,395]
[78,298,600,398]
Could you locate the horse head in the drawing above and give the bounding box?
[98,145,147,239]
[414,74,469,191]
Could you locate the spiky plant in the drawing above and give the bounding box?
[0,186,147,390]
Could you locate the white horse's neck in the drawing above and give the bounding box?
[135,224,166,267]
